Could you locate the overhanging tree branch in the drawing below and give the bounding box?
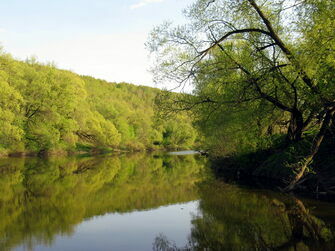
[247,0,320,96]
[200,28,273,55]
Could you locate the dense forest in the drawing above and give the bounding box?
[148,0,335,192]
[0,52,198,156]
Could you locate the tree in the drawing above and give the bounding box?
[0,69,24,152]
[147,0,335,188]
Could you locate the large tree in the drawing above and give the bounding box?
[148,0,335,188]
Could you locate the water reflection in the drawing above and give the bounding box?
[1,154,335,250]
[0,153,205,251]
[154,181,335,250]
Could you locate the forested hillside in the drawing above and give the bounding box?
[0,52,198,156]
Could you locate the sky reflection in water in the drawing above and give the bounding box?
[16,201,199,251]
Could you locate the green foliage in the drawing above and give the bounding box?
[161,115,198,149]
[0,69,24,152]
[148,0,335,159]
[0,52,198,155]
[253,137,314,180]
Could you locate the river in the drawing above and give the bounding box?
[0,152,334,250]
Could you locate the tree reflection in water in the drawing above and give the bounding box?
[0,153,205,251]
[153,181,335,250]
[1,154,335,251]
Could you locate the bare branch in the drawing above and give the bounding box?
[200,28,273,55]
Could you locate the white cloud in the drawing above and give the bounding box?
[130,0,164,10]
[0,28,6,33]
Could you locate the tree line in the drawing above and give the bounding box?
[0,52,198,156]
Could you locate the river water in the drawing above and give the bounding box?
[0,152,335,250]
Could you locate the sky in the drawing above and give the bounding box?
[0,0,194,87]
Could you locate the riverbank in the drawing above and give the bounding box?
[210,135,335,198]
[0,145,197,158]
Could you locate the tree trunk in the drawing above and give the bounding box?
[285,107,335,191]
[287,109,304,142]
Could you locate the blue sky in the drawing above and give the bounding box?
[0,0,193,87]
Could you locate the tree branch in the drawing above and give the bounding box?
[200,28,272,55]
[247,0,320,96]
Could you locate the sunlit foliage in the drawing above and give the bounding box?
[0,52,198,155]
[148,0,335,156]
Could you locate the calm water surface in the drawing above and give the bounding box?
[0,152,335,250]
